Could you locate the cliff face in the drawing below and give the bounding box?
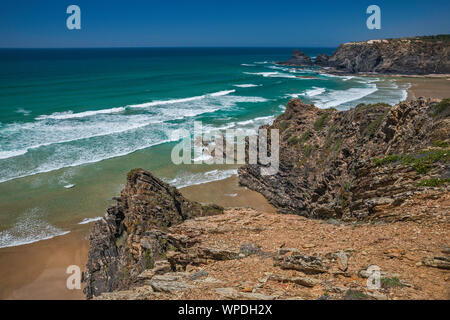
[83,169,223,299]
[326,37,450,74]
[238,98,450,221]
[281,36,450,74]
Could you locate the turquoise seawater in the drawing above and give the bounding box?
[0,48,409,247]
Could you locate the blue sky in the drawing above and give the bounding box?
[0,0,449,48]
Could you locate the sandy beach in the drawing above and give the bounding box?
[0,75,448,300]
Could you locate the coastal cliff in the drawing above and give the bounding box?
[85,99,449,300]
[83,169,223,299]
[238,98,450,221]
[280,35,450,74]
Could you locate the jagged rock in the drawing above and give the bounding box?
[274,253,327,274]
[324,36,450,74]
[336,251,348,272]
[166,246,240,271]
[314,53,329,66]
[189,269,208,280]
[277,50,313,66]
[83,169,223,299]
[239,98,450,222]
[267,274,321,287]
[149,273,193,293]
[422,256,450,270]
[239,243,262,256]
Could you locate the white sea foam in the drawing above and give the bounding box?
[244,71,300,79]
[36,107,126,120]
[285,87,326,99]
[233,84,260,88]
[311,84,378,109]
[241,63,256,66]
[235,115,275,127]
[0,208,70,248]
[0,149,28,160]
[78,217,102,225]
[166,169,238,189]
[0,92,268,183]
[35,90,237,121]
[15,108,31,116]
[303,87,326,97]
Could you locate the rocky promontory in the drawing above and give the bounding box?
[83,169,223,299]
[239,98,450,221]
[282,35,450,74]
[84,98,449,300]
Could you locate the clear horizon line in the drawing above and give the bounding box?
[0,45,338,50]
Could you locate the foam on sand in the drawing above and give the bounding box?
[0,208,70,248]
[166,169,238,189]
[78,217,103,225]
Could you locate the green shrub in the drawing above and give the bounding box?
[373,149,449,173]
[287,135,301,146]
[381,277,404,289]
[432,140,449,148]
[314,112,330,131]
[434,98,450,116]
[416,178,450,187]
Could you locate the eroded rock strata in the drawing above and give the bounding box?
[85,98,449,300]
[83,169,223,299]
[238,98,450,221]
[280,35,450,74]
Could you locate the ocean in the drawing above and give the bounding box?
[0,47,410,248]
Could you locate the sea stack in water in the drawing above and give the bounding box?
[278,49,313,66]
[314,53,329,66]
[83,169,223,299]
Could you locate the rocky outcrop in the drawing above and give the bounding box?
[323,36,450,74]
[282,36,450,74]
[94,207,450,300]
[238,98,450,221]
[83,169,223,299]
[277,49,313,66]
[314,53,329,66]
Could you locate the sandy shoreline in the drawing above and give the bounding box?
[0,75,448,300]
[0,174,275,300]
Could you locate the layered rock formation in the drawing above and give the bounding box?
[282,35,450,74]
[238,98,450,221]
[83,169,223,299]
[277,49,313,66]
[325,37,450,74]
[314,53,329,67]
